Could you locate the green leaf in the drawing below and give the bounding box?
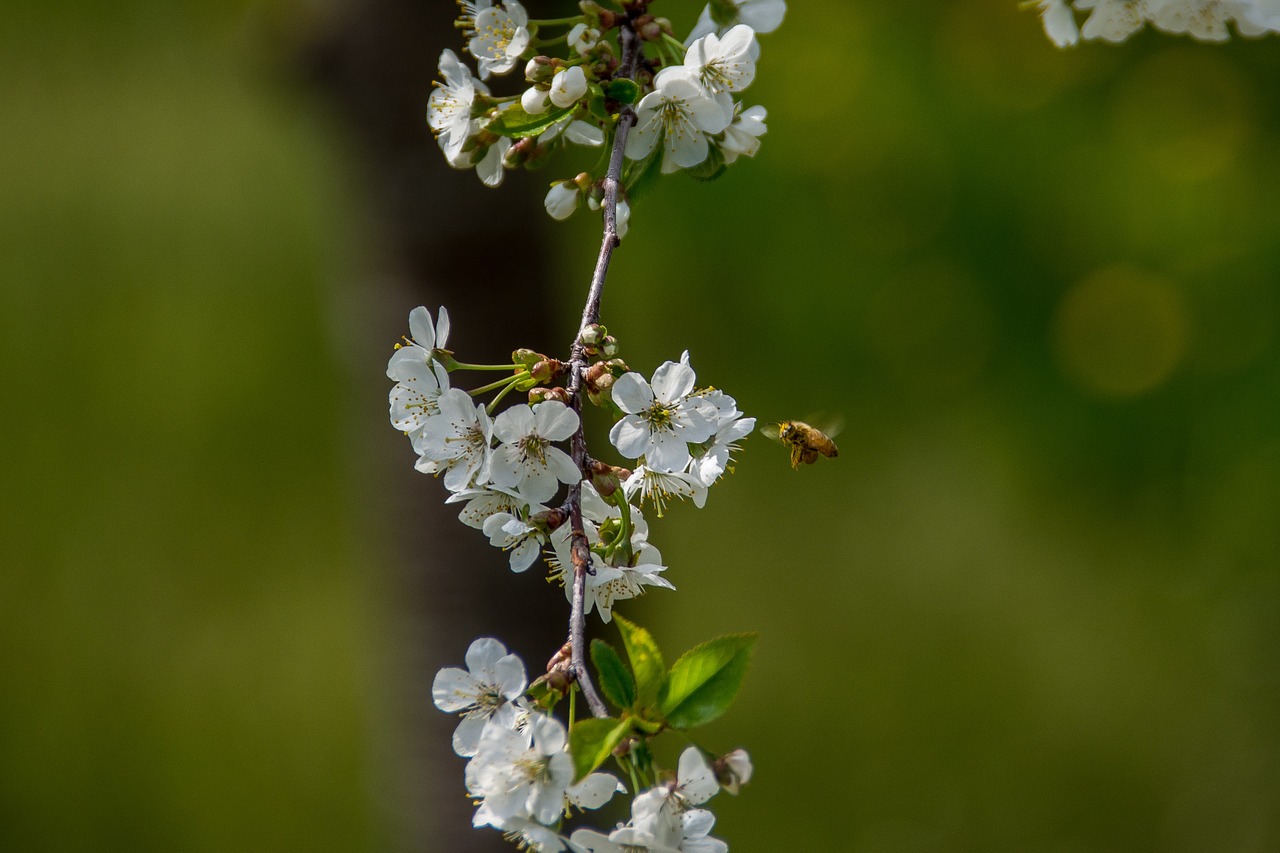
[569,716,631,782]
[614,614,665,711]
[658,633,757,730]
[488,103,573,138]
[591,639,636,710]
[602,78,641,105]
[621,145,663,201]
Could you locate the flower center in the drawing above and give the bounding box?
[642,402,675,431]
[518,434,549,464]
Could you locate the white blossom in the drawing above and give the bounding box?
[685,25,758,117]
[490,401,581,502]
[432,638,527,757]
[467,714,574,827]
[625,68,732,174]
[1076,0,1148,41]
[617,199,631,239]
[720,103,767,164]
[387,307,452,444]
[482,511,546,572]
[568,23,602,55]
[623,466,708,514]
[539,117,606,148]
[445,484,530,530]
[549,65,589,108]
[686,389,755,488]
[609,360,717,472]
[716,748,753,795]
[429,50,488,161]
[629,748,721,845]
[687,0,787,42]
[675,810,728,853]
[416,387,494,491]
[1034,0,1082,45]
[468,1,531,79]
[477,136,513,188]
[545,181,581,220]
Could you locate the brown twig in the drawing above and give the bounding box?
[563,17,643,720]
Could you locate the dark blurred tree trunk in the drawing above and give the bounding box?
[298,2,570,850]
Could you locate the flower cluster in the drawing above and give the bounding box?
[433,636,752,851]
[1029,0,1280,46]
[390,307,756,847]
[424,0,785,233]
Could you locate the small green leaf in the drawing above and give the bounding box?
[569,716,631,782]
[488,104,573,138]
[602,78,641,105]
[614,615,666,711]
[658,633,757,730]
[525,674,563,712]
[591,639,637,710]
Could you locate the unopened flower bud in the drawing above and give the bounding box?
[579,324,607,347]
[530,358,562,383]
[635,14,662,41]
[714,749,754,795]
[528,386,571,405]
[530,507,569,531]
[588,459,624,498]
[512,348,541,369]
[545,181,579,220]
[525,56,555,83]
[601,335,620,357]
[522,86,551,115]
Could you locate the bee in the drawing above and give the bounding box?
[761,420,840,469]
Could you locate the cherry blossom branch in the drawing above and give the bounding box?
[564,16,643,721]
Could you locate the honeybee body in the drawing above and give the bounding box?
[763,420,840,469]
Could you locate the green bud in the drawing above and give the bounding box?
[579,324,607,346]
[512,348,541,369]
[601,335,620,357]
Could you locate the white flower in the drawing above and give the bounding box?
[538,116,606,148]
[468,1,531,79]
[686,389,755,488]
[1149,0,1232,40]
[687,0,787,42]
[467,714,575,827]
[1076,0,1148,41]
[569,826,680,853]
[625,68,732,174]
[568,23,602,55]
[629,748,721,845]
[429,50,488,161]
[720,103,767,164]
[482,511,546,572]
[416,387,494,491]
[490,401,581,502]
[387,306,452,446]
[432,637,527,757]
[496,819,582,852]
[1238,0,1280,35]
[685,25,758,108]
[568,772,627,811]
[609,360,717,472]
[477,136,513,188]
[675,810,728,853]
[584,562,675,622]
[445,484,531,530]
[623,466,708,515]
[523,86,551,115]
[1034,0,1081,45]
[715,748,753,795]
[549,65,589,108]
[545,181,581,220]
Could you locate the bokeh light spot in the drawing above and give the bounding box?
[1053,265,1192,397]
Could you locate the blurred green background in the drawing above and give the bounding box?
[3,0,1278,850]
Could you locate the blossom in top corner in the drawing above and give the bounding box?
[468,1,531,79]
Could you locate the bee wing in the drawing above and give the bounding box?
[759,422,785,443]
[802,412,845,439]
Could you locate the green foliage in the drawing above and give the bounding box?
[590,639,637,710]
[603,78,641,105]
[613,614,666,712]
[568,716,631,782]
[658,634,757,730]
[487,103,574,138]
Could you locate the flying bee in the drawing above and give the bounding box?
[761,420,840,469]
